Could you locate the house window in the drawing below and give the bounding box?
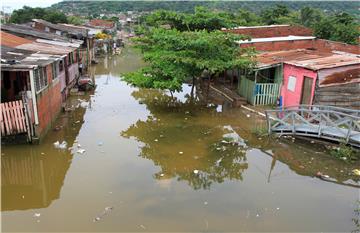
[287,76,297,92]
[34,68,48,93]
[52,61,59,80]
[59,59,64,72]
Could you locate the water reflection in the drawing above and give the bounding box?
[1,96,89,211]
[122,89,248,190]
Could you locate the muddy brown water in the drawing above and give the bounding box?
[2,47,360,232]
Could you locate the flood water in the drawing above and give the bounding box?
[2,47,360,232]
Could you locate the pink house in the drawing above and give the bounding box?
[281,64,317,107]
[278,52,360,108]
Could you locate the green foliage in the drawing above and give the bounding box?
[67,16,85,25]
[251,127,268,137]
[330,143,359,163]
[144,7,236,32]
[260,4,290,24]
[123,28,255,92]
[299,6,324,27]
[314,13,360,44]
[10,6,68,24]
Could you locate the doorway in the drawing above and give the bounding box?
[300,76,313,105]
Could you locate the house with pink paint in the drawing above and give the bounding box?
[238,48,360,109]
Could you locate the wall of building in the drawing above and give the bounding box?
[225,25,313,38]
[281,64,317,107]
[314,39,360,55]
[240,39,315,51]
[35,64,62,138]
[314,82,360,109]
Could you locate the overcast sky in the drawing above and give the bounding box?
[1,0,61,12]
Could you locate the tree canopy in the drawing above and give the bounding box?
[123,28,255,92]
[10,6,68,24]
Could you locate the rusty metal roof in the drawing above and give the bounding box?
[0,31,33,47]
[1,46,62,70]
[256,49,360,70]
[32,19,88,37]
[1,24,83,44]
[285,54,360,70]
[1,31,78,55]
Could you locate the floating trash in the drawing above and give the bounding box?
[179,151,183,155]
[154,139,159,142]
[33,213,41,217]
[352,169,360,176]
[77,149,86,154]
[193,170,199,174]
[93,206,113,222]
[98,141,103,146]
[54,141,67,149]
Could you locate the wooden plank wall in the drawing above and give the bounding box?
[314,82,360,110]
[1,100,28,136]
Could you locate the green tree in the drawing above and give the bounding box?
[299,6,323,28]
[123,28,255,92]
[67,16,85,25]
[260,4,290,24]
[10,6,67,24]
[314,13,360,44]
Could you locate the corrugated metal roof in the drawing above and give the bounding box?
[0,31,33,47]
[285,54,360,70]
[1,24,83,44]
[256,49,360,70]
[1,46,62,70]
[1,31,78,55]
[32,19,88,36]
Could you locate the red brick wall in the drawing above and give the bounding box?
[35,65,62,137]
[240,38,359,54]
[313,39,359,54]
[240,39,316,51]
[225,26,313,38]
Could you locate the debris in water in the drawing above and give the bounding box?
[41,152,45,155]
[256,214,260,217]
[154,139,158,142]
[139,224,146,229]
[33,213,41,217]
[22,195,25,199]
[311,140,315,144]
[352,169,360,176]
[54,141,67,149]
[159,134,164,138]
[77,149,86,154]
[179,151,183,155]
[160,173,164,177]
[93,207,113,222]
[276,207,280,210]
[77,144,81,148]
[98,141,103,146]
[204,201,208,205]
[193,170,199,174]
[246,114,250,118]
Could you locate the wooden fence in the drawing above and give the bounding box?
[1,100,29,137]
[253,83,280,106]
[238,76,280,106]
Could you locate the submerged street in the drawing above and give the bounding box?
[2,48,359,232]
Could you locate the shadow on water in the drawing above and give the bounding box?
[122,87,360,190]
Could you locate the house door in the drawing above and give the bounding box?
[300,76,313,105]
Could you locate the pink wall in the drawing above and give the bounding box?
[281,64,317,107]
[58,71,66,92]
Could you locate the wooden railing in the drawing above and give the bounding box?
[265,105,360,147]
[1,100,29,137]
[238,76,280,106]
